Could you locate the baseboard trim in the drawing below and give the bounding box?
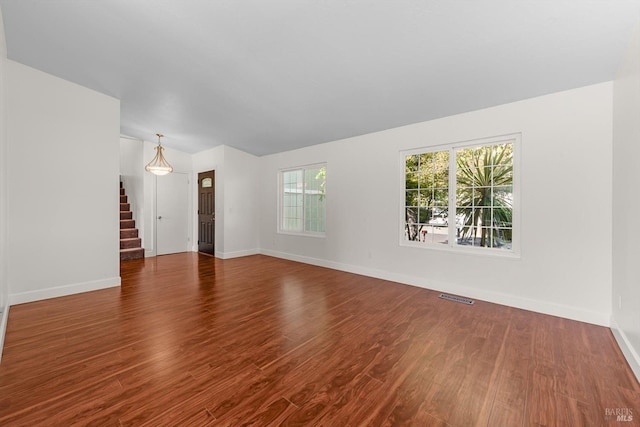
[259,249,610,327]
[9,276,121,306]
[218,249,260,260]
[0,304,9,364]
[610,316,640,382]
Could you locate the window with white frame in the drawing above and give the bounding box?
[402,134,519,254]
[279,164,326,235]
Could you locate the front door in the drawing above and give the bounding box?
[198,170,215,255]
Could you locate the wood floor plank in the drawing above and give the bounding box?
[0,253,638,426]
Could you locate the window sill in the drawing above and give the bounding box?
[278,230,326,239]
[400,240,520,259]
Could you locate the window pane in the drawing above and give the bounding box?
[493,228,513,249]
[476,227,493,247]
[304,168,323,192]
[454,141,513,250]
[493,186,513,209]
[457,223,478,246]
[406,172,418,189]
[303,166,326,233]
[406,190,419,207]
[406,155,419,173]
[492,207,513,228]
[305,193,325,232]
[405,221,421,242]
[456,187,472,206]
[418,189,432,207]
[404,150,449,246]
[405,207,419,224]
[418,172,434,188]
[434,168,448,189]
[461,226,512,249]
[282,187,303,231]
[433,189,448,206]
[417,207,430,223]
[422,224,448,244]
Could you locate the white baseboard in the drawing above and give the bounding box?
[9,276,121,306]
[610,316,640,382]
[260,249,610,327]
[217,249,260,259]
[0,304,9,364]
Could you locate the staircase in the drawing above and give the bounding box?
[120,182,144,261]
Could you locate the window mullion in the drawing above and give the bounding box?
[301,171,306,233]
[448,148,456,247]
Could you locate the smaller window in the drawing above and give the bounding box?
[201,177,212,188]
[279,164,326,236]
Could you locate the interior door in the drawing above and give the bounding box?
[156,172,189,255]
[198,170,215,255]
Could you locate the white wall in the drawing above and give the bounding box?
[221,146,259,258]
[6,60,121,304]
[191,145,259,258]
[0,6,9,361]
[612,23,640,380]
[260,83,613,326]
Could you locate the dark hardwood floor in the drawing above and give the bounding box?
[0,253,638,426]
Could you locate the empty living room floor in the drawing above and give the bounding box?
[0,253,638,425]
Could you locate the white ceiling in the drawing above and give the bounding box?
[1,1,639,155]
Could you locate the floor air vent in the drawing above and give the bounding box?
[439,293,475,305]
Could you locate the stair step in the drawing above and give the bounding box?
[120,237,142,249]
[120,228,138,239]
[120,247,144,261]
[120,219,135,229]
[119,184,143,261]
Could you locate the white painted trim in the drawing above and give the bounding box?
[610,316,640,383]
[218,249,260,259]
[0,304,8,364]
[260,248,610,326]
[8,276,121,306]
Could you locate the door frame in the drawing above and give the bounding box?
[197,170,216,256]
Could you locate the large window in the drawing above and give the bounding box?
[279,164,326,235]
[402,134,519,255]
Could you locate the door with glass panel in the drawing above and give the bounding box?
[198,170,215,255]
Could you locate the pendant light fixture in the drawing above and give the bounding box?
[145,133,173,176]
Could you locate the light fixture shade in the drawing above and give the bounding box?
[145,134,173,175]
